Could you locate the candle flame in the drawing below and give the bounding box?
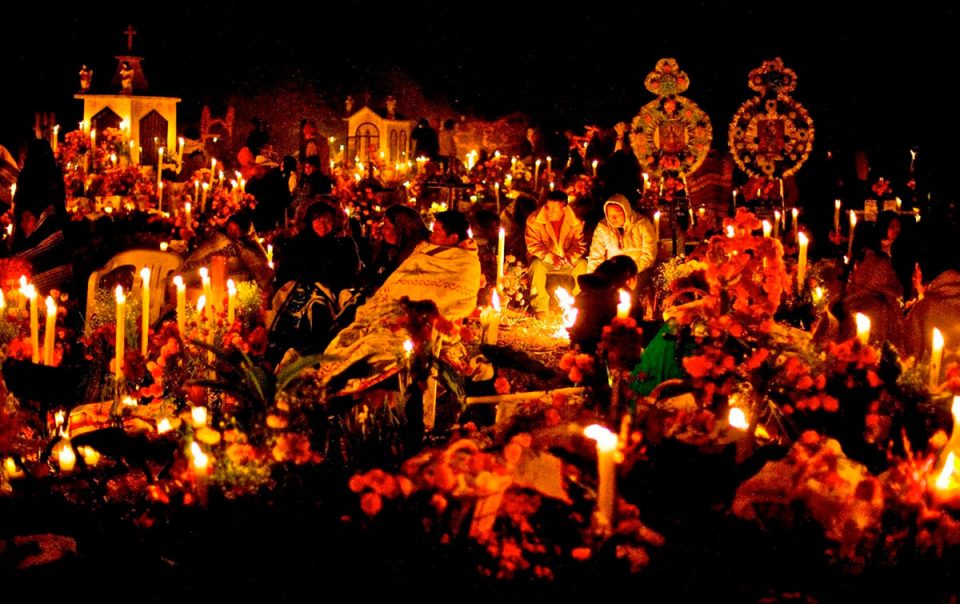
[196,295,206,313]
[190,441,209,471]
[46,295,55,315]
[798,232,808,246]
[584,424,618,452]
[855,313,871,344]
[115,285,125,304]
[191,406,208,427]
[77,445,100,467]
[835,199,841,210]
[933,327,944,351]
[726,225,735,238]
[173,275,184,289]
[227,279,236,295]
[403,339,414,356]
[157,417,172,434]
[554,287,578,329]
[728,407,749,430]
[937,452,956,490]
[813,286,824,303]
[57,441,76,472]
[491,289,501,312]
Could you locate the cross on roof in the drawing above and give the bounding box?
[124,25,137,52]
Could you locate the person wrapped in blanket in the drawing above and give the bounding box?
[268,201,361,360]
[308,210,480,395]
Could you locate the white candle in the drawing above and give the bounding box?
[797,232,808,294]
[25,284,38,364]
[193,180,199,204]
[762,220,772,238]
[494,182,501,213]
[855,312,871,346]
[480,290,501,345]
[931,327,945,388]
[584,424,618,529]
[57,440,76,472]
[227,279,236,324]
[653,210,660,240]
[185,202,192,227]
[201,182,209,213]
[157,147,164,205]
[115,285,126,382]
[616,289,631,320]
[546,155,552,174]
[834,199,841,235]
[178,136,185,163]
[173,275,186,335]
[199,267,212,314]
[848,211,857,261]
[732,189,738,208]
[642,172,649,194]
[773,210,781,239]
[52,124,59,154]
[534,159,541,190]
[497,227,505,290]
[44,296,56,366]
[791,208,799,235]
[592,160,599,178]
[140,267,151,355]
[210,158,217,185]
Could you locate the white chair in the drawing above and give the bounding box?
[85,249,183,336]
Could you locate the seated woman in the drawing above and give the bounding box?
[839,210,904,348]
[568,255,638,354]
[363,204,431,292]
[269,202,361,359]
[181,212,274,296]
[10,204,73,294]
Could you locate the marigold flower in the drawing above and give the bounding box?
[360,492,383,517]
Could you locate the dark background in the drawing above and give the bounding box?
[3,2,957,185]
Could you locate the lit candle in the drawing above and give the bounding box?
[25,284,39,363]
[191,406,208,427]
[199,267,212,315]
[210,158,217,185]
[534,159,541,190]
[616,289,631,320]
[0,288,5,312]
[834,199,841,235]
[160,241,169,252]
[726,225,735,238]
[201,182,209,213]
[157,147,164,204]
[497,227,505,290]
[266,244,274,269]
[4,457,23,479]
[791,208,799,235]
[173,275,186,335]
[494,182,501,213]
[896,197,902,211]
[931,327,945,388]
[56,440,76,472]
[773,210,781,239]
[762,220,772,238]
[480,290,501,345]
[732,189,738,208]
[140,267,151,355]
[584,424,618,529]
[848,211,857,260]
[193,180,200,204]
[642,172,649,194]
[797,232,808,293]
[52,124,59,154]
[44,295,56,366]
[653,210,660,240]
[592,159,599,178]
[115,285,126,382]
[77,445,100,467]
[855,312,871,346]
[546,155,552,174]
[227,279,236,324]
[184,202,192,227]
[178,136,185,163]
[196,294,207,326]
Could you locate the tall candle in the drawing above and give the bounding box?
[797,232,808,293]
[584,424,618,529]
[227,279,236,324]
[173,275,186,335]
[52,124,59,154]
[44,295,56,366]
[193,180,200,204]
[210,158,217,185]
[497,227,505,290]
[494,182,500,213]
[266,244,274,268]
[140,267,151,355]
[931,327,944,388]
[199,267,212,315]
[184,202,192,227]
[592,160,599,178]
[616,289,631,320]
[653,210,660,240]
[762,220,772,238]
[157,147,164,205]
[791,208,799,235]
[178,136,185,163]
[25,285,38,364]
[773,210,781,239]
[855,312,871,346]
[115,285,126,382]
[90,129,97,170]
[732,189,738,209]
[480,290,501,345]
[848,211,857,261]
[201,183,209,213]
[834,199,841,235]
[546,155,552,174]
[534,159,541,190]
[642,172,649,194]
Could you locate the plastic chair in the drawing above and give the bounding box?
[85,249,183,335]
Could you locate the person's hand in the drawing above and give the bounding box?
[614,122,627,138]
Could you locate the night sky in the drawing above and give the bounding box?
[4,2,958,176]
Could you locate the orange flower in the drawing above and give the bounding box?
[360,492,383,517]
[571,547,592,561]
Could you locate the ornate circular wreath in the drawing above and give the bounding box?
[729,58,814,179]
[629,59,712,178]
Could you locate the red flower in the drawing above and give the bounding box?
[494,376,511,394]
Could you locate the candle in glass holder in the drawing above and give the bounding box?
[44,296,56,366]
[173,275,186,335]
[115,286,126,382]
[140,267,151,355]
[855,313,871,346]
[931,327,945,388]
[584,424,618,529]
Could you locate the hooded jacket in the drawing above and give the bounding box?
[904,269,960,361]
[587,196,657,273]
[524,204,586,263]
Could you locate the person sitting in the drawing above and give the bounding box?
[181,212,274,296]
[587,193,657,274]
[364,204,431,292]
[525,190,587,319]
[290,156,334,223]
[313,210,480,393]
[839,210,904,347]
[269,202,361,359]
[568,255,638,354]
[499,194,537,262]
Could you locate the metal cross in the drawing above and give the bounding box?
[124,25,137,51]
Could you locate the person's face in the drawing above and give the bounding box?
[19,211,37,237]
[606,205,626,229]
[381,217,398,245]
[304,162,316,175]
[429,222,457,246]
[226,222,241,239]
[886,219,901,243]
[545,201,566,222]
[311,213,335,238]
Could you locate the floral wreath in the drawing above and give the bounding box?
[729,58,814,178]
[629,58,712,178]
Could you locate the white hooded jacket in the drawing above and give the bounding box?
[586,196,657,273]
